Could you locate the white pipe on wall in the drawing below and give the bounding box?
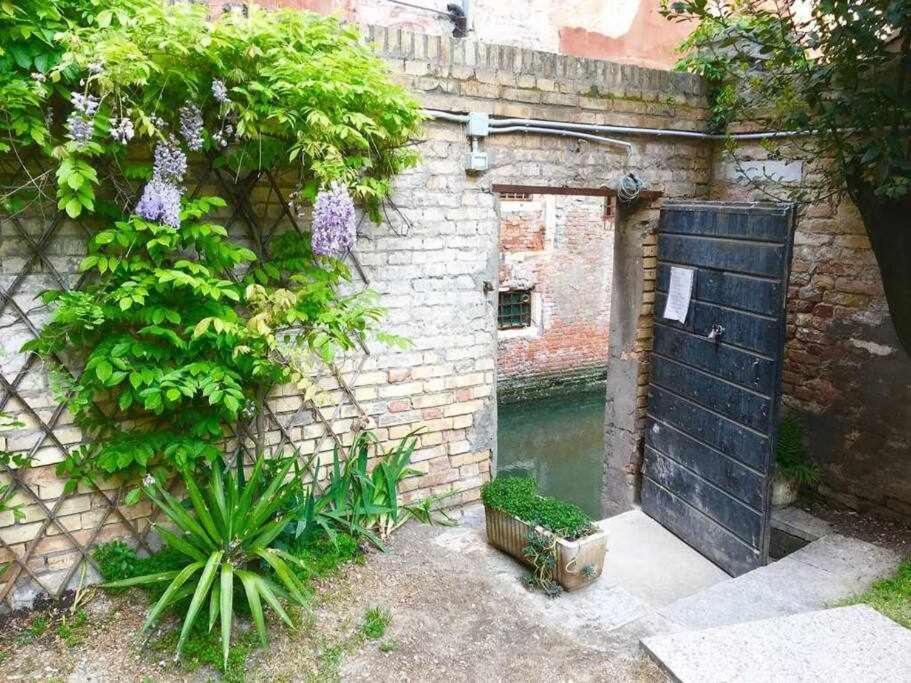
[421,109,812,142]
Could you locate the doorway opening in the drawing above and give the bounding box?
[493,187,616,519]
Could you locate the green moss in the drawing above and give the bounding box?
[481,476,595,540]
[848,559,911,628]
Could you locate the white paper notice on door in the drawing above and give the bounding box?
[663,266,695,323]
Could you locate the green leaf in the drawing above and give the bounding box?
[254,549,307,606]
[95,361,113,383]
[101,569,180,589]
[64,198,82,219]
[237,570,267,646]
[177,551,224,656]
[141,561,204,632]
[220,562,234,668]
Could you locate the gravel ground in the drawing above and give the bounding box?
[799,496,911,557]
[0,518,664,682]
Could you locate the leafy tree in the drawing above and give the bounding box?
[665,0,911,351]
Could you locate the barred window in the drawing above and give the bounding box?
[498,289,532,330]
[498,191,532,201]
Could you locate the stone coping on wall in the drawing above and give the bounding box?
[364,24,711,131]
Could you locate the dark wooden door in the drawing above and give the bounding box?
[641,201,795,576]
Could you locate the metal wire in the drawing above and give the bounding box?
[616,173,645,203]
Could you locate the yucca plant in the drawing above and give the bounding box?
[103,457,309,667]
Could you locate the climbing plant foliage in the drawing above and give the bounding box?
[3,1,422,490]
[664,0,911,352]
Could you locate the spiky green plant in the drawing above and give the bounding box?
[288,430,451,548]
[103,457,308,667]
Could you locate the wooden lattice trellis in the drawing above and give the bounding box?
[0,157,372,609]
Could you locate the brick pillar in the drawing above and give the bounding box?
[601,200,659,517]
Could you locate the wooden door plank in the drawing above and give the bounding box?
[657,263,783,317]
[655,292,780,356]
[644,449,763,546]
[646,385,770,471]
[650,356,773,433]
[645,417,764,508]
[652,324,777,395]
[659,234,785,277]
[641,480,760,577]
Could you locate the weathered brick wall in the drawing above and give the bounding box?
[711,145,911,521]
[496,194,613,382]
[1,25,713,607]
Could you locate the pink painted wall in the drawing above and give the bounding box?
[218,1,693,70]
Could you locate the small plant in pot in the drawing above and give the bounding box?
[773,413,820,507]
[481,476,606,595]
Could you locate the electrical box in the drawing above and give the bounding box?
[465,150,489,174]
[466,112,490,138]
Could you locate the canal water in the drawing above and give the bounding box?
[496,389,606,519]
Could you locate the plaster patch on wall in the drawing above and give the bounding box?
[557,0,640,38]
[849,338,895,356]
[718,160,805,184]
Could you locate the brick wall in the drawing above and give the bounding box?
[496,194,613,383]
[0,25,712,608]
[711,145,911,521]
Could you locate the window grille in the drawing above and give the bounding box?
[498,289,532,329]
[498,191,532,201]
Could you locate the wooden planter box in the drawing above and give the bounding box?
[484,505,607,591]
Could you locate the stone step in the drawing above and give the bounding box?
[655,533,900,631]
[641,604,911,683]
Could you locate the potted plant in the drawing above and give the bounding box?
[772,413,820,507]
[481,476,606,595]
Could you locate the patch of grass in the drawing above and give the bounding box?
[288,532,360,579]
[153,625,258,683]
[0,649,8,665]
[16,615,49,644]
[379,638,398,653]
[481,475,595,540]
[56,608,89,647]
[849,559,911,628]
[93,541,186,585]
[361,606,391,640]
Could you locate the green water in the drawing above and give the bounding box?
[496,389,606,519]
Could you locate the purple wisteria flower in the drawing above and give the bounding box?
[135,139,187,227]
[311,184,357,258]
[179,104,204,151]
[212,122,233,149]
[153,138,187,184]
[111,117,135,144]
[66,92,99,146]
[212,79,229,105]
[71,93,99,116]
[66,113,94,145]
[135,178,182,228]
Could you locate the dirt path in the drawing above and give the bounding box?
[0,513,664,682]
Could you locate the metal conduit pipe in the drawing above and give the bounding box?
[486,125,634,152]
[421,109,812,141]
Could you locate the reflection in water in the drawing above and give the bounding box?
[497,389,606,519]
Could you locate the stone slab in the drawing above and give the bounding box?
[771,506,832,542]
[599,509,730,608]
[658,533,900,631]
[641,605,911,683]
